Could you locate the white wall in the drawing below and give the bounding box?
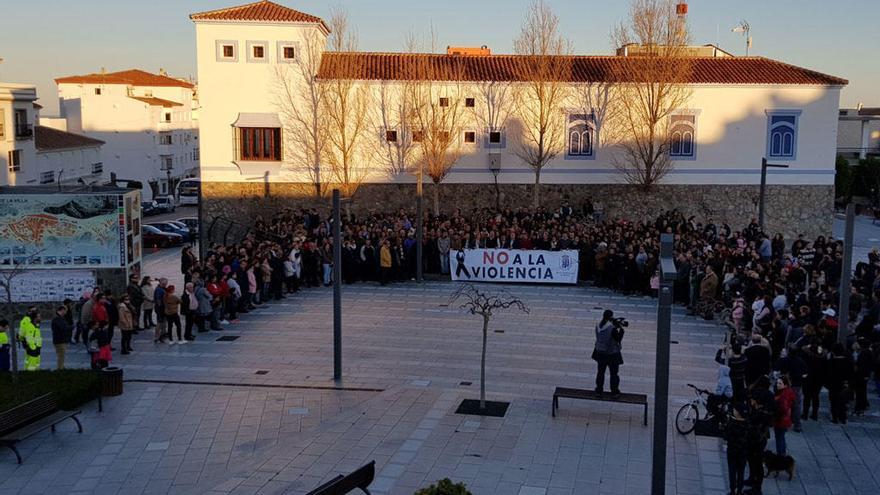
[57,81,199,198]
[194,22,841,188]
[1,84,38,186]
[36,146,102,185]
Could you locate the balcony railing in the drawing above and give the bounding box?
[15,124,33,139]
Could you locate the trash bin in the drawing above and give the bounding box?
[101,367,124,397]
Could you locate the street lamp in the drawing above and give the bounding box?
[488,155,501,211]
[731,21,752,56]
[759,157,790,232]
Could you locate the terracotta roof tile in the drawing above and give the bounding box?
[55,69,194,89]
[317,53,847,86]
[128,96,183,107]
[35,126,104,151]
[190,0,327,30]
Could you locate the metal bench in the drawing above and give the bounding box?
[0,393,83,464]
[552,387,648,425]
[306,461,375,495]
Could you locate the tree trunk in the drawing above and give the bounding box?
[433,182,441,217]
[533,168,541,209]
[480,315,488,409]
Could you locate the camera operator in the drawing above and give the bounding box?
[592,309,626,396]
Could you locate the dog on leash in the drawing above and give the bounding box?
[763,450,796,480]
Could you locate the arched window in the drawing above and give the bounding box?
[767,113,799,159]
[669,115,696,158]
[566,113,595,158]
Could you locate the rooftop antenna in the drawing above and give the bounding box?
[731,20,751,56]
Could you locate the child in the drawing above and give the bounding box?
[89,322,112,369]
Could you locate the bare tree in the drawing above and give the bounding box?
[321,8,372,199]
[370,35,421,179]
[405,35,468,216]
[449,283,529,409]
[274,28,327,197]
[0,250,46,376]
[608,0,693,190]
[512,0,572,209]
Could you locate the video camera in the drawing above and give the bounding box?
[611,317,629,329]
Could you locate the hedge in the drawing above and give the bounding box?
[0,370,100,411]
[414,479,472,495]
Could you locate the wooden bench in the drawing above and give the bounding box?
[306,460,375,495]
[552,387,648,425]
[0,394,83,464]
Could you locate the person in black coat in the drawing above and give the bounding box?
[745,376,775,493]
[827,343,854,424]
[744,335,772,387]
[853,339,872,415]
[51,306,73,370]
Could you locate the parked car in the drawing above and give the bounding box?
[154,195,176,213]
[147,222,192,242]
[176,217,199,237]
[141,201,160,217]
[142,225,184,248]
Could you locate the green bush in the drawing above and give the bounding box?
[0,370,100,411]
[414,479,472,495]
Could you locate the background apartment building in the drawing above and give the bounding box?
[2,82,104,186]
[53,69,199,199]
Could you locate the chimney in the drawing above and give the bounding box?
[100,67,106,74]
[159,68,167,76]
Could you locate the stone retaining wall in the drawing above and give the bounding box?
[201,182,834,242]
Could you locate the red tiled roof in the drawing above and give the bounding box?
[317,53,848,86]
[55,69,194,89]
[128,96,183,107]
[190,0,328,31]
[34,126,104,151]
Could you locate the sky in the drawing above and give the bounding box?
[1,0,877,115]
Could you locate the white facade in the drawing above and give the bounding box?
[838,107,880,161]
[0,83,38,186]
[193,3,844,189]
[56,70,200,198]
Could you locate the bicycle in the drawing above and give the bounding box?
[675,383,730,435]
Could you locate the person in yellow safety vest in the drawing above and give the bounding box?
[0,319,10,372]
[20,309,42,371]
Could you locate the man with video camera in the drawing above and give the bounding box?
[592,309,627,396]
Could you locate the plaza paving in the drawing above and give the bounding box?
[2,246,880,494]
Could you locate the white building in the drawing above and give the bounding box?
[190,1,847,234]
[55,69,199,199]
[838,106,880,162]
[2,82,105,186]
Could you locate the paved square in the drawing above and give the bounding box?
[1,247,878,494]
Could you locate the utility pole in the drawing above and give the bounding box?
[652,233,677,495]
[416,163,424,282]
[332,189,342,381]
[759,158,790,233]
[838,203,855,346]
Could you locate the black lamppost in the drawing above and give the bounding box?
[759,157,790,232]
[489,155,501,211]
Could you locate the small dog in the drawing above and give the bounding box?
[763,450,796,480]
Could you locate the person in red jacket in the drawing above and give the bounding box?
[773,375,796,456]
[91,293,109,327]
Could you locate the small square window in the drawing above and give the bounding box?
[164,113,172,122]
[439,97,450,107]
[40,171,55,184]
[385,130,398,142]
[465,98,475,108]
[283,46,295,59]
[253,45,264,58]
[223,45,234,58]
[464,131,476,143]
[91,162,103,174]
[412,130,424,143]
[94,88,102,95]
[489,132,502,144]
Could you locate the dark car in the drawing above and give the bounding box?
[142,224,184,248]
[147,222,192,242]
[176,217,199,236]
[141,201,160,217]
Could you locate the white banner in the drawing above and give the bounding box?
[449,249,579,284]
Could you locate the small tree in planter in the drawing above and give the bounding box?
[449,283,529,412]
[414,478,472,495]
